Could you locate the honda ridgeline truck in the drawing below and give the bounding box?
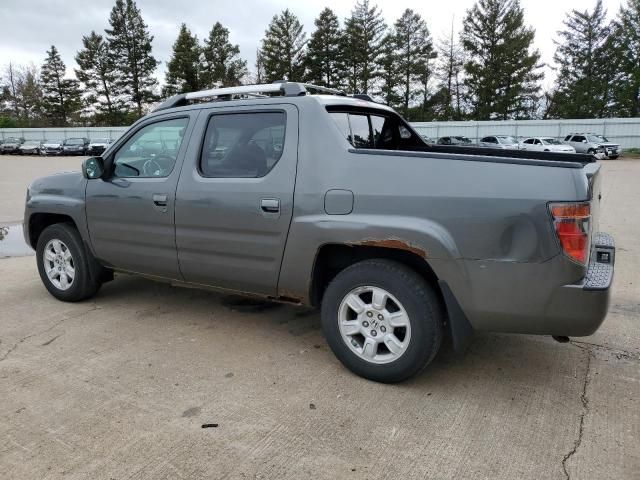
[24,82,615,382]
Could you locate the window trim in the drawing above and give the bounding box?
[196,109,288,179]
[107,114,191,179]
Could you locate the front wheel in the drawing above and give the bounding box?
[36,223,104,302]
[321,259,443,383]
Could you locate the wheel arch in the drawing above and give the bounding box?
[308,243,474,351]
[27,213,79,249]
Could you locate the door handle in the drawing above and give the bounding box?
[152,194,168,207]
[260,198,280,213]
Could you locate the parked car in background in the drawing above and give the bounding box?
[419,134,436,145]
[520,137,576,153]
[437,136,473,145]
[62,137,90,155]
[478,135,520,150]
[19,140,46,155]
[564,133,618,159]
[87,138,114,156]
[42,139,64,156]
[1,137,25,154]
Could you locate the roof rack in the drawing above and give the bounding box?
[153,81,347,112]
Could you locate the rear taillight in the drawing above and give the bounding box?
[549,202,591,264]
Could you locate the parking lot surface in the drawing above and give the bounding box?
[1,155,638,479]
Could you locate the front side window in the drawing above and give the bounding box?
[200,112,286,178]
[572,135,586,142]
[113,117,188,178]
[523,139,534,144]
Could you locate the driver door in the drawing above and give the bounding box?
[85,114,195,279]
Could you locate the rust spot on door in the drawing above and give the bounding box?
[356,238,427,258]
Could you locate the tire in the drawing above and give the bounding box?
[321,259,443,383]
[587,148,596,154]
[36,223,103,302]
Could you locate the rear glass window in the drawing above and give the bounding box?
[349,114,372,148]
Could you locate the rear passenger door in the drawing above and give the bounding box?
[175,105,298,296]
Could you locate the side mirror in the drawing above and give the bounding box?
[82,156,105,179]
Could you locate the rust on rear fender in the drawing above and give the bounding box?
[354,238,428,259]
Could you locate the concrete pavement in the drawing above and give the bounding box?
[0,155,638,479]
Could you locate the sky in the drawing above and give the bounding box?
[0,0,625,89]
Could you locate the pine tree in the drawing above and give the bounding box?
[610,0,640,117]
[377,33,402,106]
[164,24,201,96]
[254,49,265,84]
[549,0,612,118]
[462,0,543,119]
[305,8,345,88]
[201,22,247,88]
[389,9,434,116]
[105,0,158,117]
[259,9,306,82]
[75,31,122,125]
[40,46,82,126]
[433,21,465,120]
[343,0,386,94]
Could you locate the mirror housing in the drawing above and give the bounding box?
[82,156,105,179]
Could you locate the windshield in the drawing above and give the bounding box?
[587,135,609,143]
[65,138,84,145]
[542,138,562,145]
[496,136,517,144]
[23,141,40,146]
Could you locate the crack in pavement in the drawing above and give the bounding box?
[570,339,639,361]
[561,344,593,480]
[0,304,98,362]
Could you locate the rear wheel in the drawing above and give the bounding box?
[36,223,104,302]
[321,259,443,383]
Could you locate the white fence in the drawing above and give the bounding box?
[412,118,640,149]
[2,117,640,149]
[0,127,128,142]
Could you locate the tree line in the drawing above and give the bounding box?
[1,0,638,128]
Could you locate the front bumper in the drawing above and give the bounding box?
[545,232,615,336]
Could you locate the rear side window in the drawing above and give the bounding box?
[329,110,421,150]
[200,112,286,178]
[564,135,572,141]
[349,114,372,148]
[572,135,586,142]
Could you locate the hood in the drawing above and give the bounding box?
[598,142,619,147]
[20,144,40,149]
[89,142,108,147]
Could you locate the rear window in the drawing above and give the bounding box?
[328,109,423,150]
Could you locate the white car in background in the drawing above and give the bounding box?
[520,137,576,153]
[478,135,520,149]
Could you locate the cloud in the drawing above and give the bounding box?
[0,0,624,88]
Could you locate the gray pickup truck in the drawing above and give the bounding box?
[24,82,615,383]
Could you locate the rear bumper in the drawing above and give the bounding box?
[544,232,615,336]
